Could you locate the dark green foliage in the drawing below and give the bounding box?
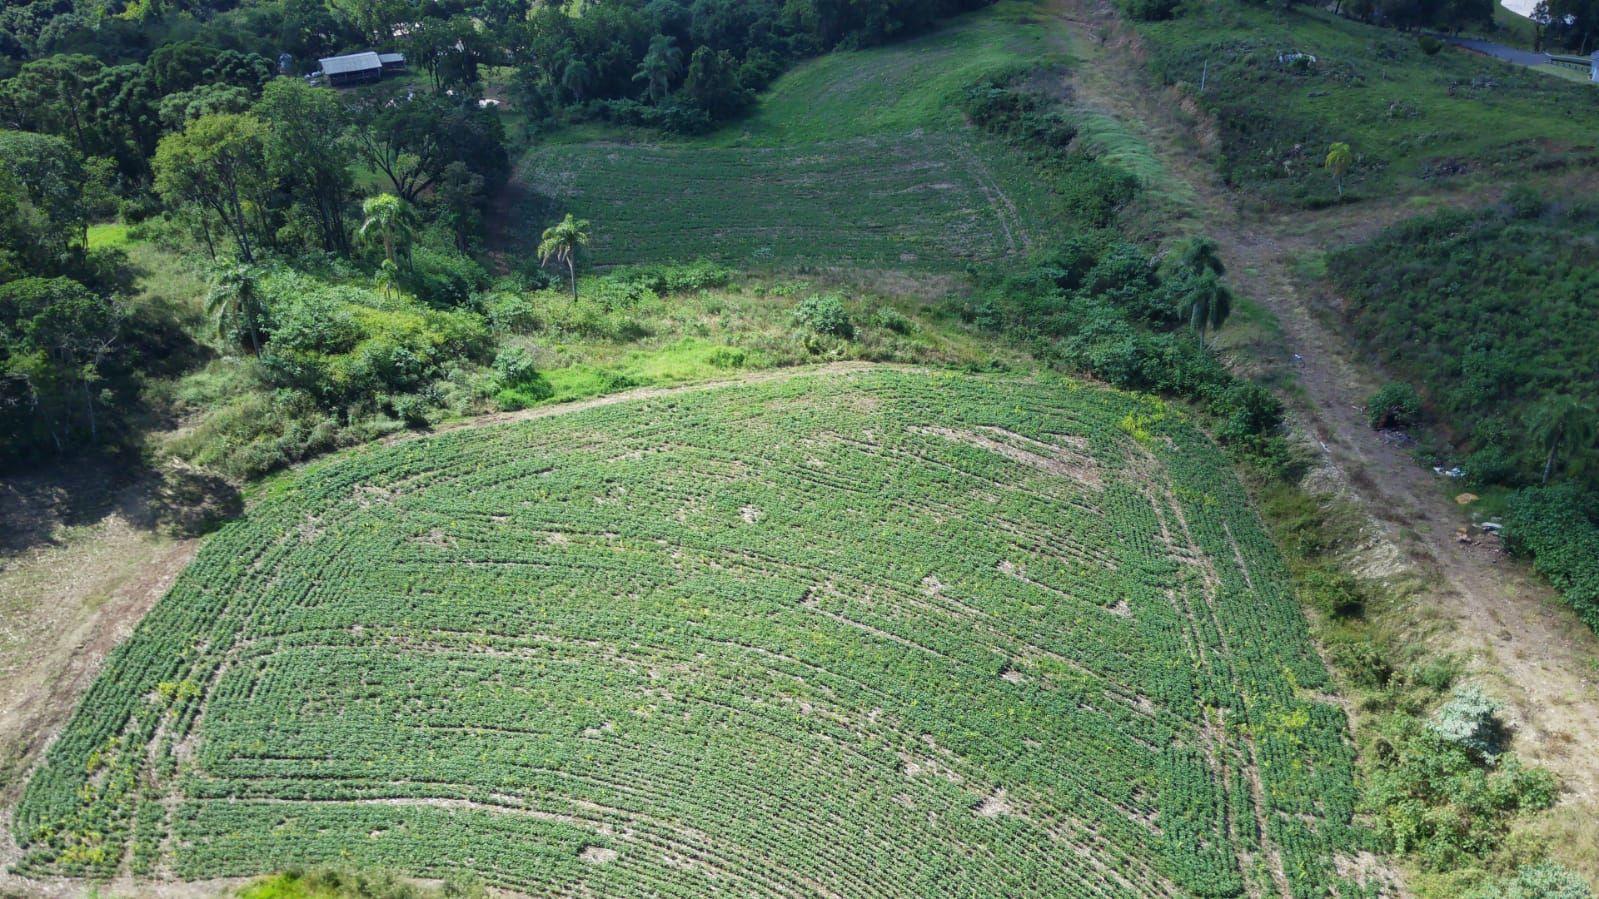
[1332,202,1598,482]
[1296,565,1367,619]
[962,244,1285,456]
[1332,201,1599,631]
[1124,0,1183,21]
[1416,34,1443,55]
[1503,484,1599,630]
[0,274,194,469]
[1366,382,1422,430]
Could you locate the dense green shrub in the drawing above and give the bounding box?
[1332,203,1597,480]
[793,294,854,338]
[1296,566,1367,619]
[1365,714,1557,871]
[1366,382,1423,429]
[1503,484,1599,630]
[1333,200,1599,634]
[1417,35,1443,55]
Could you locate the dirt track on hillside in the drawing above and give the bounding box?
[1049,0,1599,813]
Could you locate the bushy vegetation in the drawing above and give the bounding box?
[15,369,1381,895]
[1255,483,1579,895]
[1330,198,1599,629]
[1133,2,1599,206]
[956,73,1289,469]
[1366,383,1423,430]
[239,867,484,899]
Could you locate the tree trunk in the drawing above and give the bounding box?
[569,256,578,301]
[81,377,96,443]
[1543,441,1558,485]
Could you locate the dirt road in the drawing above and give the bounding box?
[1049,0,1599,809]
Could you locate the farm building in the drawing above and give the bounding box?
[319,51,406,87]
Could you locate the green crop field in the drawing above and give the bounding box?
[509,4,1067,268]
[15,367,1378,897]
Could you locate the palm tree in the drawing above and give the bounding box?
[375,258,400,300]
[1184,272,1233,349]
[359,193,416,267]
[561,58,593,103]
[1528,396,1597,484]
[632,35,684,104]
[1325,142,1353,198]
[539,213,591,301]
[1172,235,1225,277]
[205,264,266,355]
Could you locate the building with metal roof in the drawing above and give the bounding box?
[319,51,384,87]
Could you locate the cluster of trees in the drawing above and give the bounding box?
[1534,0,1599,53]
[505,0,997,132]
[0,127,198,467]
[151,78,506,265]
[1329,0,1494,32]
[0,0,520,472]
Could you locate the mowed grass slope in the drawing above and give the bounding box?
[16,368,1378,897]
[512,3,1066,268]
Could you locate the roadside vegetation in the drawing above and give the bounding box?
[1330,195,1599,630]
[1133,2,1599,207]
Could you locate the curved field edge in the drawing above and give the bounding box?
[12,367,1381,897]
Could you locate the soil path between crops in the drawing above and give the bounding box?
[1049,0,1599,809]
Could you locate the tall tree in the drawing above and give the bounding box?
[1325,142,1353,199]
[538,212,590,301]
[359,193,417,267]
[0,130,89,265]
[256,79,354,254]
[1171,235,1226,278]
[560,58,593,103]
[1183,272,1233,349]
[0,276,120,452]
[0,55,106,158]
[1529,396,1596,484]
[349,91,508,203]
[153,113,270,263]
[205,264,267,355]
[633,34,683,104]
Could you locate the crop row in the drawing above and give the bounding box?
[14,369,1381,897]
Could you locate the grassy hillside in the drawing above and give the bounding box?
[508,3,1069,268]
[14,368,1379,897]
[1135,3,1599,207]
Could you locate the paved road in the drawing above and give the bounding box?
[1444,35,1554,67]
